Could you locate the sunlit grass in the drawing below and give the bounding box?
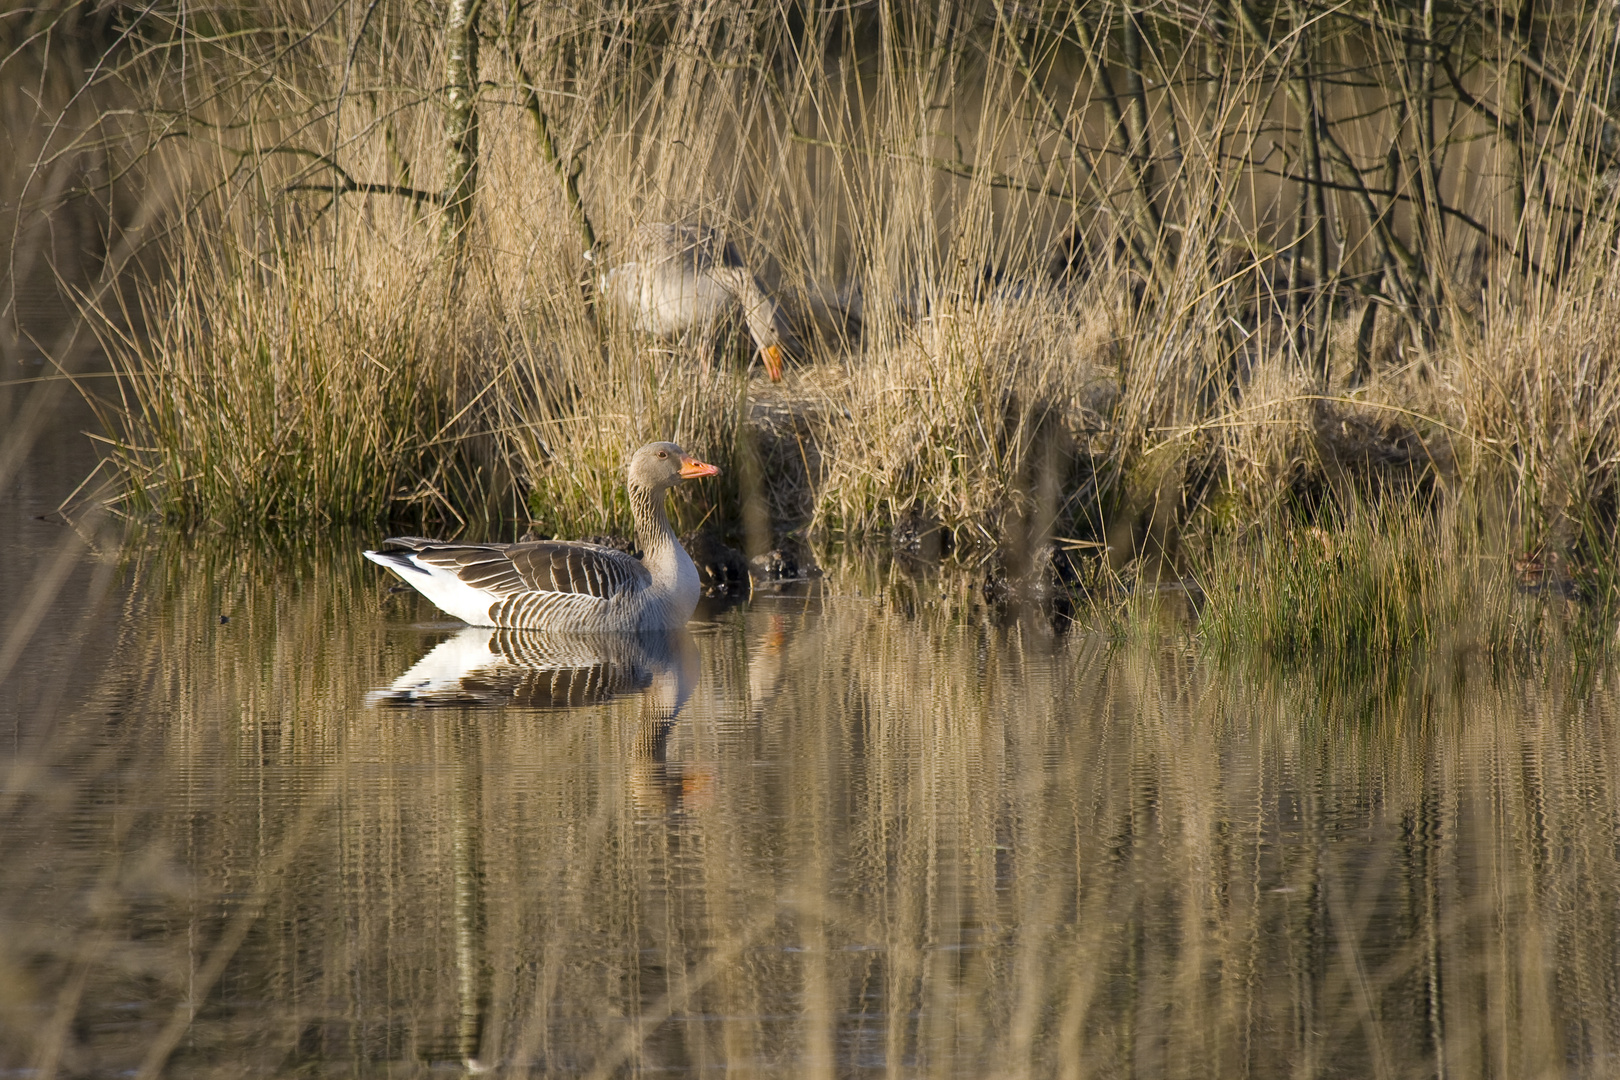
[15,0,1620,634]
[99,234,460,532]
[1189,486,1620,680]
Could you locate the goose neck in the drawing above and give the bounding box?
[630,481,677,557]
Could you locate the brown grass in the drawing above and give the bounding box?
[7,0,1620,584]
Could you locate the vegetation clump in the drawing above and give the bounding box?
[1194,499,1493,670]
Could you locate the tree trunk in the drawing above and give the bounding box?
[441,0,482,271]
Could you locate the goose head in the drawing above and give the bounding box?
[628,442,720,493]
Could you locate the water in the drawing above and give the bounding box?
[4,473,1620,1077]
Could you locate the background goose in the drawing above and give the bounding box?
[365,442,719,631]
[598,222,796,380]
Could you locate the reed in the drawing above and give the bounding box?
[12,0,1620,605]
[101,230,465,531]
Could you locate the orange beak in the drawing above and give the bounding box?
[679,455,720,479]
[761,344,784,382]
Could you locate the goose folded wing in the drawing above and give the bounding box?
[412,540,651,602]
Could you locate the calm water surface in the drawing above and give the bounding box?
[4,414,1620,1078]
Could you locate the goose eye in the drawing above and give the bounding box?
[657,451,667,458]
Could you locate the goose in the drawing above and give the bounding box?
[598,222,794,380]
[365,442,719,631]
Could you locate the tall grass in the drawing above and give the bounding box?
[12,0,1620,584]
[97,215,748,536]
[103,232,466,530]
[1193,493,1513,671]
[811,290,1120,545]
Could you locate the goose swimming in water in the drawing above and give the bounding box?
[364,442,719,632]
[598,222,793,380]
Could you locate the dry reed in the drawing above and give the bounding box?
[8,0,1620,605]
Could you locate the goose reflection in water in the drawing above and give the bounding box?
[369,626,710,815]
[366,625,713,1068]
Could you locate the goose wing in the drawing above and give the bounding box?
[373,537,651,627]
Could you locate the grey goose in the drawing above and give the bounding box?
[365,442,720,631]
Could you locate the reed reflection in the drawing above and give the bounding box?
[7,544,1620,1078]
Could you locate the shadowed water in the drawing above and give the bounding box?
[2,524,1620,1078]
